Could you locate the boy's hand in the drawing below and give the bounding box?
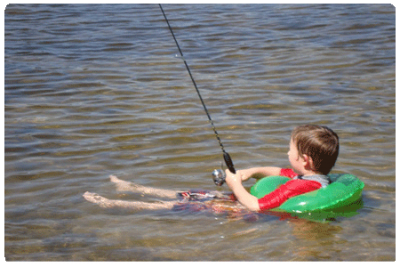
[224,169,260,212]
[225,169,243,190]
[226,169,254,182]
[237,169,254,181]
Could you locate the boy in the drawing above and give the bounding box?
[225,124,339,212]
[83,124,339,214]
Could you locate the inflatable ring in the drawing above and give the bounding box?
[250,174,364,213]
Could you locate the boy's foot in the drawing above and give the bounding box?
[110,175,140,192]
[83,191,114,208]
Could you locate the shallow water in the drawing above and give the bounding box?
[4,4,395,261]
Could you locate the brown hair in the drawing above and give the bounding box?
[291,125,339,175]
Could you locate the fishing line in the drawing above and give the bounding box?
[159,4,236,175]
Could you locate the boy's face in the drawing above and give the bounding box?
[288,139,304,175]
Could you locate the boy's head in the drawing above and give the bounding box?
[290,125,339,175]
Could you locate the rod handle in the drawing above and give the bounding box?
[223,152,236,174]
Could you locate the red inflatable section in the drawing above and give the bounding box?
[257,169,322,211]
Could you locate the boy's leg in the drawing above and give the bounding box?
[83,191,176,210]
[110,175,179,199]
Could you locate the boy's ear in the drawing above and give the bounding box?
[302,154,315,170]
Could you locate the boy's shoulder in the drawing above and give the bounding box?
[280,168,298,178]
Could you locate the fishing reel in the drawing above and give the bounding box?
[211,152,235,186]
[212,169,226,186]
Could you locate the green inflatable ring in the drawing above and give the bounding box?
[250,174,364,213]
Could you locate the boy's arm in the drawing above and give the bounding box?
[225,169,260,211]
[226,169,321,212]
[238,166,282,181]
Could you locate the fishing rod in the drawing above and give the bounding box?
[159,4,235,185]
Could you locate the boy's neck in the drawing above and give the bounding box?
[301,170,324,176]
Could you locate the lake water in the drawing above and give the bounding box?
[4,4,395,261]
